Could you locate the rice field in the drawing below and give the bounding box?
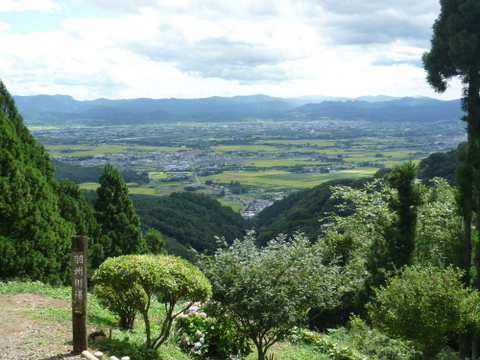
[78,182,100,190]
[201,167,380,190]
[218,199,243,211]
[45,144,189,157]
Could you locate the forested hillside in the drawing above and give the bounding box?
[131,192,251,260]
[254,178,370,245]
[52,158,149,185]
[416,143,463,185]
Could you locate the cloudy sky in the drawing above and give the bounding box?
[0,0,463,100]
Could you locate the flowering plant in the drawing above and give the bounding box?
[175,302,251,358]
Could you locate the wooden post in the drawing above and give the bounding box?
[72,236,88,353]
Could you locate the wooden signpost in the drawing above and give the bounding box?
[72,236,88,353]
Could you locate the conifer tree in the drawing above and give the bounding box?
[423,4,480,357]
[57,179,102,270]
[93,163,146,267]
[423,0,480,283]
[0,81,74,284]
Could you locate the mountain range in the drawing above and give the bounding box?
[13,94,464,125]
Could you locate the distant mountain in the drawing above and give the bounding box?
[292,97,462,122]
[13,94,464,125]
[354,95,401,102]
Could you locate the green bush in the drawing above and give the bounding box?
[92,254,212,350]
[290,329,365,360]
[326,316,419,360]
[368,266,479,360]
[199,232,353,360]
[93,282,140,330]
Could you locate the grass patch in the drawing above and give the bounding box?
[149,172,169,180]
[211,144,280,153]
[243,158,318,167]
[127,187,158,196]
[0,280,71,300]
[79,182,100,190]
[218,199,243,211]
[45,144,189,157]
[256,139,337,147]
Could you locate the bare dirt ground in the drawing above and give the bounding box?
[0,293,81,360]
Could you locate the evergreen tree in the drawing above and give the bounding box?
[423,4,480,356]
[0,81,74,284]
[384,160,422,267]
[93,163,146,267]
[423,0,480,283]
[57,179,102,270]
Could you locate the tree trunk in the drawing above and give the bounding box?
[466,67,480,360]
[459,334,471,360]
[141,310,152,349]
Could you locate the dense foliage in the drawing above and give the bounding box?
[199,232,355,360]
[132,192,250,258]
[52,158,150,185]
[319,173,463,323]
[92,254,211,350]
[417,143,464,185]
[0,81,75,284]
[369,266,479,360]
[175,303,252,358]
[254,177,370,245]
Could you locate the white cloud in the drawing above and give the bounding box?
[0,0,62,12]
[0,0,465,101]
[0,21,10,31]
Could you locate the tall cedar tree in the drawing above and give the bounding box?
[423,0,480,283]
[93,163,146,268]
[384,161,422,267]
[423,4,480,356]
[0,81,75,284]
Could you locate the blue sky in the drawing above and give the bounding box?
[0,0,462,100]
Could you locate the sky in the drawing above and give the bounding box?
[0,0,464,101]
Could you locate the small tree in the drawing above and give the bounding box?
[368,265,479,360]
[144,228,167,255]
[92,254,212,349]
[199,232,352,360]
[93,163,147,268]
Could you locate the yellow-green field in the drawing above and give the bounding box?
[243,158,320,167]
[256,139,337,146]
[210,145,280,153]
[45,144,190,157]
[127,187,158,195]
[201,167,380,190]
[149,172,169,180]
[80,182,158,195]
[218,199,243,211]
[79,182,100,190]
